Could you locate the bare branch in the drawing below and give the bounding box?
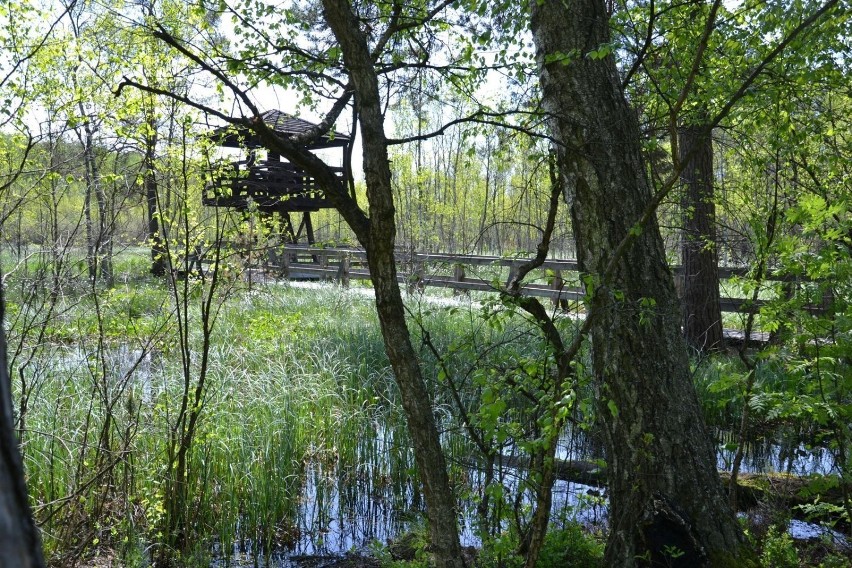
[115,78,243,126]
[507,154,562,291]
[370,0,457,61]
[388,109,555,145]
[289,89,354,147]
[151,24,261,118]
[620,0,656,90]
[0,0,78,90]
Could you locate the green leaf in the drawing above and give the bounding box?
[607,399,619,419]
[586,43,615,60]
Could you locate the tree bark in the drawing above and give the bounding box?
[320,2,464,566]
[530,1,750,566]
[679,122,722,351]
[0,284,46,567]
[144,109,167,277]
[80,119,114,287]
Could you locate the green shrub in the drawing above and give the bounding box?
[538,523,605,568]
[760,525,799,568]
[476,533,523,568]
[818,554,851,568]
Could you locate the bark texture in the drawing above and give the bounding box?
[320,2,464,566]
[679,123,723,351]
[530,1,748,565]
[144,110,167,277]
[0,286,45,567]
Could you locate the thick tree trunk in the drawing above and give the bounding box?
[321,1,464,566]
[530,1,750,566]
[679,123,722,351]
[0,286,46,568]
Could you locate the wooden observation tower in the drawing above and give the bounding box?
[203,110,351,245]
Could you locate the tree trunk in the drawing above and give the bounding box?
[679,122,722,351]
[530,1,750,566]
[144,111,167,277]
[0,284,46,568]
[83,148,95,280]
[81,119,114,287]
[321,1,464,566]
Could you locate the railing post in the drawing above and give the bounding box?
[338,254,350,288]
[550,269,568,311]
[320,251,330,282]
[453,263,466,297]
[282,251,290,280]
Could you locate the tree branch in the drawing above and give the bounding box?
[370,0,457,62]
[552,0,842,377]
[508,153,562,291]
[620,0,656,90]
[0,0,78,90]
[671,0,722,118]
[114,78,243,126]
[708,0,840,130]
[152,24,261,118]
[387,109,555,145]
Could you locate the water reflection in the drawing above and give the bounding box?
[221,425,847,565]
[715,431,838,475]
[216,432,610,566]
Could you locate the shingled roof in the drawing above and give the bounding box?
[213,110,351,150]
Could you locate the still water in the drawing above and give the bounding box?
[214,429,848,566]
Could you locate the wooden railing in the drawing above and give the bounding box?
[247,245,821,318]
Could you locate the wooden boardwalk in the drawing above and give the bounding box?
[260,245,781,312]
[198,244,804,345]
[211,244,809,345]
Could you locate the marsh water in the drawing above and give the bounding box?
[212,430,849,566]
[94,348,848,564]
[216,445,610,566]
[40,339,845,566]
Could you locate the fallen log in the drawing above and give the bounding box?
[496,454,607,488]
[719,470,847,510]
[485,455,846,511]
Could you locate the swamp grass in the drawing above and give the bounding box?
[13,257,558,565]
[9,249,849,566]
[13,269,421,564]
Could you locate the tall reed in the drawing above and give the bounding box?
[14,268,422,565]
